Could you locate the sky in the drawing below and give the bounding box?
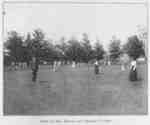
[3,2,147,49]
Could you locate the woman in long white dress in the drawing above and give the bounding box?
[129,59,138,81]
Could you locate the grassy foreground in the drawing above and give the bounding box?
[4,64,148,115]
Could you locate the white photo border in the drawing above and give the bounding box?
[0,0,149,124]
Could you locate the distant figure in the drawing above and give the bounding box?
[18,62,22,70]
[99,61,102,73]
[53,61,57,72]
[15,63,18,70]
[129,59,138,81]
[72,61,76,68]
[23,62,27,69]
[121,65,125,71]
[57,61,61,70]
[94,60,99,74]
[58,61,61,67]
[11,62,15,70]
[31,57,39,82]
[108,61,111,66]
[50,61,53,70]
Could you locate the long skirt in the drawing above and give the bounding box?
[129,68,138,81]
[94,65,99,74]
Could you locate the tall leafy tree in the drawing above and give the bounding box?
[31,29,45,58]
[6,31,23,63]
[137,25,148,58]
[81,33,92,63]
[123,35,145,60]
[23,33,32,66]
[55,37,68,61]
[109,37,121,62]
[93,41,105,60]
[66,37,83,63]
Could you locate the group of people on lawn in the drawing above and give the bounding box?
[94,58,138,81]
[30,56,139,82]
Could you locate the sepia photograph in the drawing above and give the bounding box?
[3,1,148,116]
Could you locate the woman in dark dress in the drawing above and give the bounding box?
[31,57,39,82]
[94,60,99,75]
[129,59,138,81]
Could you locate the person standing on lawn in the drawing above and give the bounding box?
[53,60,57,72]
[94,60,99,75]
[129,58,138,81]
[31,57,39,82]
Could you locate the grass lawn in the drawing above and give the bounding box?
[4,63,148,115]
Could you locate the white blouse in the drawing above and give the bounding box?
[95,61,98,65]
[130,60,137,70]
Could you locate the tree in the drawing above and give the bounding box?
[23,33,32,66]
[31,29,45,58]
[54,37,68,61]
[137,25,148,58]
[109,37,121,62]
[25,33,32,51]
[39,40,51,62]
[65,37,83,63]
[81,33,92,63]
[93,41,105,60]
[6,31,23,63]
[123,35,145,60]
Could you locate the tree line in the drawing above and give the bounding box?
[4,28,145,66]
